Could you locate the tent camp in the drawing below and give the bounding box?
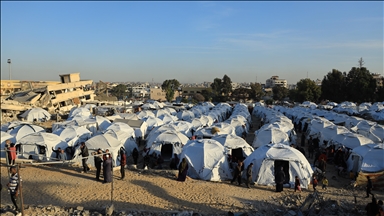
[347,144,384,173]
[330,133,374,149]
[179,139,233,181]
[212,134,253,159]
[16,132,68,161]
[243,144,313,189]
[20,108,51,122]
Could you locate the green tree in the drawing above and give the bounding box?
[249,83,264,101]
[161,79,180,102]
[345,67,376,103]
[201,89,213,102]
[272,85,289,101]
[221,74,233,100]
[111,84,127,100]
[192,93,205,103]
[210,78,222,100]
[321,69,346,102]
[376,80,384,101]
[231,87,251,101]
[293,79,321,103]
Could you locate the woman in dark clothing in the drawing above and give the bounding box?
[103,153,113,183]
[132,148,139,167]
[119,149,126,180]
[177,158,189,182]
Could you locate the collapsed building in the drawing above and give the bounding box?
[1,73,95,122]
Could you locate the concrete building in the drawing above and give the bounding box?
[265,76,288,88]
[149,88,180,102]
[372,73,383,87]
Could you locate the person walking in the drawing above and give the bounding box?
[322,176,328,190]
[246,163,253,188]
[119,149,126,180]
[7,166,21,214]
[132,148,139,169]
[312,176,318,191]
[231,161,243,186]
[366,176,374,198]
[79,142,90,173]
[177,158,189,182]
[275,167,285,192]
[294,176,301,192]
[8,143,17,166]
[103,151,113,183]
[93,149,103,181]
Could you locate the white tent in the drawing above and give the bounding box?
[68,107,92,120]
[179,139,233,181]
[243,144,313,188]
[85,134,124,166]
[252,127,290,148]
[20,108,51,122]
[177,110,195,121]
[147,130,189,159]
[159,113,178,124]
[212,134,254,158]
[144,116,164,131]
[347,144,384,173]
[368,125,384,143]
[95,116,111,131]
[8,124,45,141]
[137,110,155,119]
[52,126,92,146]
[16,132,68,161]
[319,125,350,143]
[330,133,374,149]
[0,131,15,158]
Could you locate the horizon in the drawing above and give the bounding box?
[1,1,383,84]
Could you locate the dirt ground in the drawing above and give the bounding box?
[0,116,382,215]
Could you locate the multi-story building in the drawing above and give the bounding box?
[265,76,288,88]
[149,87,180,101]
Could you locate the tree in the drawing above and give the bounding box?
[272,86,289,101]
[201,89,213,102]
[292,79,321,103]
[211,78,222,96]
[221,75,233,100]
[192,93,205,103]
[345,67,376,103]
[111,84,127,100]
[249,83,265,101]
[161,79,180,102]
[321,69,346,102]
[231,87,251,101]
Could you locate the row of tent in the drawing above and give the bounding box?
[300,101,384,121]
[273,105,384,174]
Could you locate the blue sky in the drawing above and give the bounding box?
[1,1,383,84]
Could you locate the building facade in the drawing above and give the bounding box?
[265,76,288,88]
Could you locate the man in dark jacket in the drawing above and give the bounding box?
[246,163,253,188]
[132,148,139,169]
[93,149,103,181]
[275,166,285,192]
[366,176,374,198]
[119,149,126,180]
[79,142,90,173]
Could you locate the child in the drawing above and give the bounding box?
[322,176,328,190]
[312,176,318,191]
[294,176,301,192]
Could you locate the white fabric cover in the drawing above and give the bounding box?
[20,108,51,122]
[212,134,254,157]
[16,132,68,161]
[8,124,45,141]
[53,126,92,146]
[253,127,289,148]
[179,139,233,181]
[85,134,124,166]
[243,144,313,188]
[347,144,384,173]
[147,130,188,156]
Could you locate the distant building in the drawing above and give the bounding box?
[315,79,322,86]
[265,76,288,88]
[149,88,180,102]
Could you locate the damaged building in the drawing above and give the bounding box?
[1,73,95,122]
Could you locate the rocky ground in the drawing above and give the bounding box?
[0,116,382,216]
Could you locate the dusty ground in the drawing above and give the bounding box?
[0,116,382,215]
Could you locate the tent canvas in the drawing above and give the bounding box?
[179,139,233,181]
[243,144,313,188]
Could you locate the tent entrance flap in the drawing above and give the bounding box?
[161,144,173,161]
[274,160,289,184]
[231,148,244,161]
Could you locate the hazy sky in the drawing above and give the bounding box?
[1,1,383,84]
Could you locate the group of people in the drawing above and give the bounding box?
[230,159,254,189]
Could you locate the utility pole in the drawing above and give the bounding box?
[7,59,12,80]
